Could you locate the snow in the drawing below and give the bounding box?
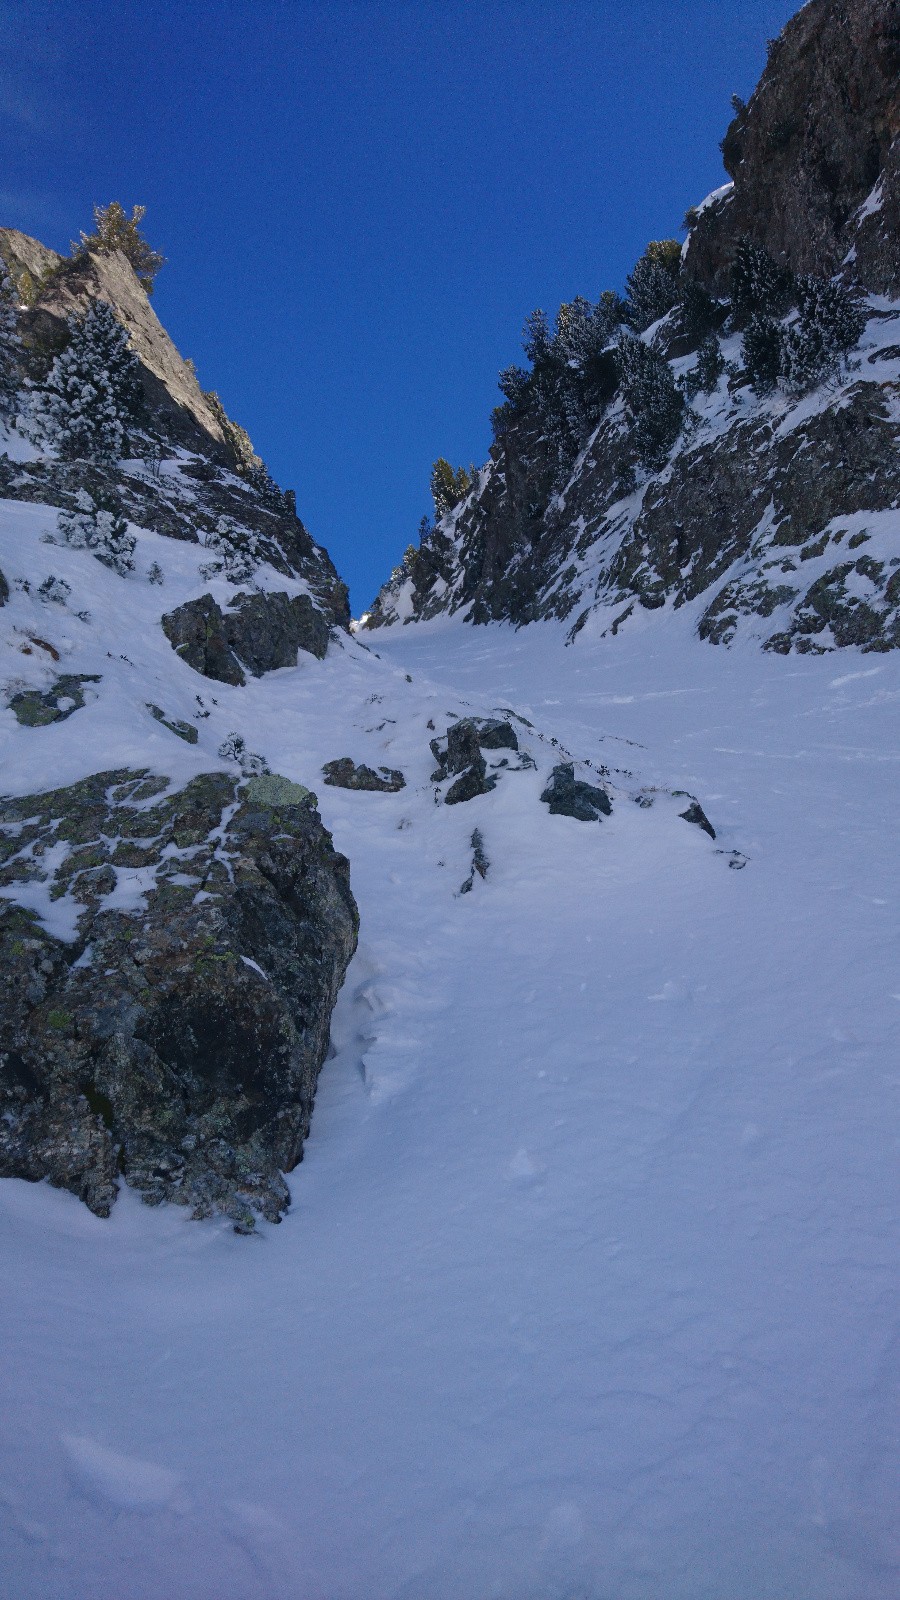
[1,464,899,1600]
[856,177,885,222]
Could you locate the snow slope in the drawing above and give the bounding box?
[1,487,898,1600]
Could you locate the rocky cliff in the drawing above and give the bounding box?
[364,0,900,654]
[0,225,356,1228]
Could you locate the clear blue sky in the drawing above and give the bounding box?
[2,0,796,611]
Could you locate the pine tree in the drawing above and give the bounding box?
[781,277,866,393]
[55,488,136,574]
[199,516,260,583]
[76,202,165,296]
[730,237,795,326]
[430,459,472,519]
[0,260,21,421]
[742,314,784,393]
[615,333,684,467]
[679,280,723,347]
[684,333,726,398]
[27,301,141,462]
[626,240,682,334]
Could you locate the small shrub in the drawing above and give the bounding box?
[199,515,260,583]
[56,488,136,574]
[38,575,72,605]
[217,732,269,775]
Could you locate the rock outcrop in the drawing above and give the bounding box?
[0,770,358,1231]
[162,590,331,685]
[0,228,230,456]
[683,0,900,298]
[364,0,900,656]
[322,758,406,792]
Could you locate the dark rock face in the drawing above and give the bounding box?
[0,567,8,606]
[225,590,331,670]
[540,763,612,822]
[364,1,900,658]
[161,594,246,685]
[430,717,519,804]
[162,590,331,685]
[677,799,716,839]
[10,673,101,726]
[683,0,900,298]
[0,769,358,1231]
[322,758,405,792]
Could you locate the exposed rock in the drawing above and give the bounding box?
[444,766,496,806]
[0,567,8,606]
[683,0,900,298]
[161,594,246,686]
[430,716,519,777]
[10,673,101,727]
[146,703,199,744]
[363,1,900,658]
[540,764,612,822]
[0,769,358,1231]
[459,828,489,894]
[161,589,331,685]
[473,717,519,752]
[0,453,350,630]
[224,589,330,670]
[677,798,717,839]
[322,758,405,792]
[7,235,232,457]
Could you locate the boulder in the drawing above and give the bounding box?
[322,757,405,792]
[540,763,612,822]
[225,589,330,670]
[0,769,358,1231]
[161,594,245,685]
[161,590,331,685]
[677,798,716,839]
[10,673,101,727]
[146,703,199,744]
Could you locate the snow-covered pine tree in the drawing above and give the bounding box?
[742,314,785,394]
[27,300,141,462]
[56,488,136,574]
[625,241,682,334]
[615,333,684,467]
[684,333,726,398]
[199,516,260,583]
[0,260,21,421]
[781,277,866,393]
[730,237,795,327]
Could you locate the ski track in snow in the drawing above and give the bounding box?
[0,497,899,1598]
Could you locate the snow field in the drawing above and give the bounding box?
[0,489,898,1598]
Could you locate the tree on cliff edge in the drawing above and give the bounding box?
[75,203,165,296]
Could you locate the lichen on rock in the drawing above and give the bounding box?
[0,767,358,1231]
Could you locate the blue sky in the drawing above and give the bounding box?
[2,0,796,611]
